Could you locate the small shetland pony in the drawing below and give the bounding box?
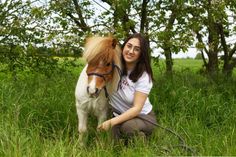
[75,36,122,143]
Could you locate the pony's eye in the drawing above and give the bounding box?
[106,63,111,66]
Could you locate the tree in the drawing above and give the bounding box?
[49,0,195,75]
[150,1,194,74]
[0,0,72,78]
[0,0,37,78]
[2,0,235,78]
[189,0,236,76]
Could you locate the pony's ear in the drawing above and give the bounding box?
[112,38,117,49]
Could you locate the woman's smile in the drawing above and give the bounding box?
[123,38,141,69]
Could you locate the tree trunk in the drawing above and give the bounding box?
[205,0,219,76]
[218,23,236,76]
[163,7,177,74]
[164,48,173,74]
[140,0,149,34]
[222,60,236,76]
[206,52,218,75]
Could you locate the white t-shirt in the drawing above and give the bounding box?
[110,71,153,116]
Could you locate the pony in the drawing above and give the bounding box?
[75,35,122,144]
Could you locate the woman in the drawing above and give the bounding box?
[97,33,157,140]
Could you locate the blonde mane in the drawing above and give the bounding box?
[83,36,122,93]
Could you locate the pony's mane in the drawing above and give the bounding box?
[83,36,114,64]
[83,35,122,93]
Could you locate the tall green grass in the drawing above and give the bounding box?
[151,70,236,155]
[0,59,236,156]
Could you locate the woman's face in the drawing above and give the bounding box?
[122,38,141,65]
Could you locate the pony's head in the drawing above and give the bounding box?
[83,36,122,97]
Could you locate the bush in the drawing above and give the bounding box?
[195,53,202,59]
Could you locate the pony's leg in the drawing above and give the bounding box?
[96,99,109,127]
[97,109,108,126]
[76,107,88,145]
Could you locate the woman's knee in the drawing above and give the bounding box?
[120,119,141,135]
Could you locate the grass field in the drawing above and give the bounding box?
[0,59,236,156]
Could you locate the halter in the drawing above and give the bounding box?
[87,63,114,81]
[87,62,122,98]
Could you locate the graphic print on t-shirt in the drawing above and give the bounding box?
[119,78,129,90]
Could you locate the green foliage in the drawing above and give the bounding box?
[0,0,83,79]
[0,44,80,78]
[195,53,202,60]
[1,0,236,77]
[195,42,205,50]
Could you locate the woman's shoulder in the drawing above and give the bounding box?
[137,71,152,83]
[134,71,153,94]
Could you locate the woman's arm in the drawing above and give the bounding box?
[97,91,148,131]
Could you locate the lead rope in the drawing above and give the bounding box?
[137,114,196,155]
[111,107,196,155]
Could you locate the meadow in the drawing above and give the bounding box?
[0,59,236,156]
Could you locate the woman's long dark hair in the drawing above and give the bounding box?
[121,33,154,82]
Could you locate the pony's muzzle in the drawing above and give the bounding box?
[87,86,100,97]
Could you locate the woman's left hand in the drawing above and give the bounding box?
[97,120,112,131]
